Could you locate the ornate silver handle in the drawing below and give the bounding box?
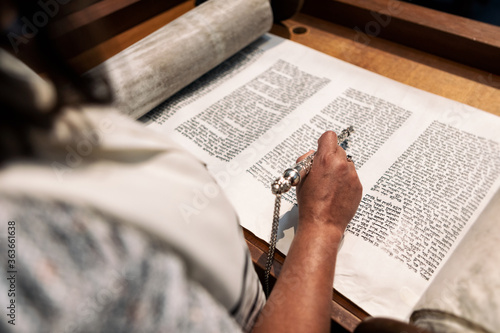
[271,126,354,195]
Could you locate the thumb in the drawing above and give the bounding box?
[296,150,315,163]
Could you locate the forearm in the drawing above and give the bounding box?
[252,222,343,333]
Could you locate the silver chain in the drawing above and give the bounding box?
[264,193,281,297]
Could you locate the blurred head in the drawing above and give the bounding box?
[0,0,112,162]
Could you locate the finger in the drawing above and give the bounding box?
[316,131,338,154]
[296,149,315,163]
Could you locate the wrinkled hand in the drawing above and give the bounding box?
[296,131,362,234]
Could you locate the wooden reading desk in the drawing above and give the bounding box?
[55,0,500,331]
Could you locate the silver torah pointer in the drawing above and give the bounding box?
[271,126,354,195]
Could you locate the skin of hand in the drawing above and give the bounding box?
[252,131,362,333]
[296,130,363,235]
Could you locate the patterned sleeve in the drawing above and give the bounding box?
[0,196,243,333]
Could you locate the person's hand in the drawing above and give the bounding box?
[296,131,362,235]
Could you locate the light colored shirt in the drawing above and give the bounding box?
[0,49,265,332]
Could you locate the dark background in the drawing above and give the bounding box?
[402,0,500,26]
